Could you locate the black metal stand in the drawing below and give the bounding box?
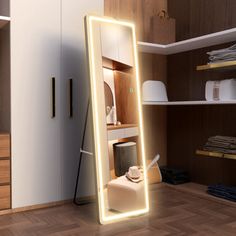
[73,100,93,205]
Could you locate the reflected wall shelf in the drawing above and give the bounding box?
[197,60,236,71]
[196,150,236,160]
[142,100,236,106]
[138,28,236,55]
[107,126,139,141]
[0,16,10,29]
[107,124,137,130]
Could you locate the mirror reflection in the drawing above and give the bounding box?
[85,16,149,224]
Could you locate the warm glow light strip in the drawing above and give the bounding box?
[86,15,149,224]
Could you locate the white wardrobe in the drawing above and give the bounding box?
[9,0,103,209]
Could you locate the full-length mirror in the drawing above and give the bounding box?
[85,15,149,224]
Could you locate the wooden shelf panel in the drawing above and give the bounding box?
[0,133,10,158]
[196,150,223,158]
[107,124,137,130]
[197,61,236,71]
[224,153,236,160]
[196,149,236,160]
[138,28,236,55]
[0,185,10,210]
[0,16,10,29]
[0,183,10,187]
[0,159,10,185]
[143,100,236,106]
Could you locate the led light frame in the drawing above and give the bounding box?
[85,15,149,224]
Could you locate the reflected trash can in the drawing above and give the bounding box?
[113,142,137,177]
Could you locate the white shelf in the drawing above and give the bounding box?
[143,100,236,106]
[138,28,236,55]
[0,16,10,29]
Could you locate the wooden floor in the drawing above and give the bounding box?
[0,184,236,235]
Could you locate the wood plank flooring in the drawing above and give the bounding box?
[0,184,235,235]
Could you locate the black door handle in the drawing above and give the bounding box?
[69,78,73,117]
[51,77,55,118]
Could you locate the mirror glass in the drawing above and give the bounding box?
[104,82,114,115]
[85,16,149,224]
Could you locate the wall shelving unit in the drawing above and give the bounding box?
[139,28,236,106]
[138,28,236,55]
[137,1,236,187]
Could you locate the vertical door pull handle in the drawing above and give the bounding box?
[69,78,73,117]
[51,77,56,118]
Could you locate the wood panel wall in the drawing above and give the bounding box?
[104,0,168,165]
[167,0,236,185]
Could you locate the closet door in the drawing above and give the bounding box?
[61,0,103,200]
[11,0,61,207]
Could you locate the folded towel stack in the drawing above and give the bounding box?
[203,135,236,154]
[207,44,236,63]
[207,184,236,202]
[160,166,190,185]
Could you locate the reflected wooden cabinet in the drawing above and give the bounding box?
[101,23,119,62]
[118,25,133,66]
[100,23,134,67]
